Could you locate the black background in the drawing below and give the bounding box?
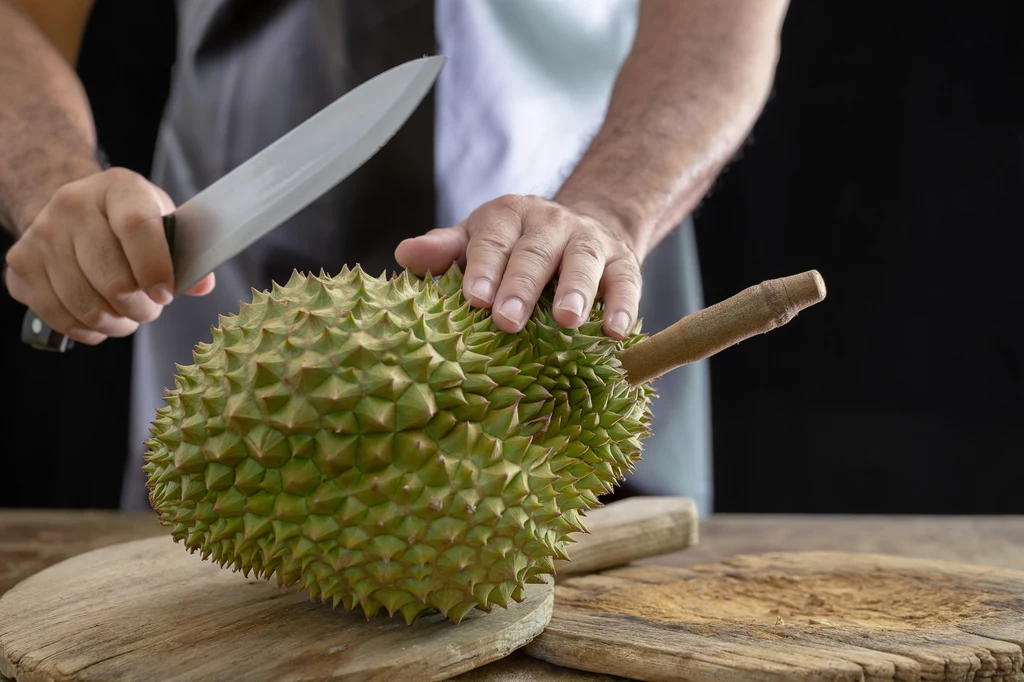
[2,0,1021,513]
[696,1,1023,513]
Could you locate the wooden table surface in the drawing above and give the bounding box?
[4,509,1024,681]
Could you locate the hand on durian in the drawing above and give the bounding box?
[394,194,642,340]
[3,168,216,345]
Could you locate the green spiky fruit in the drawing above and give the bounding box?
[142,264,655,624]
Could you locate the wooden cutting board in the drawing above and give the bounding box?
[525,551,1024,681]
[0,497,696,682]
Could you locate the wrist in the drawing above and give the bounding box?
[4,152,101,236]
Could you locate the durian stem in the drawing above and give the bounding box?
[619,270,826,386]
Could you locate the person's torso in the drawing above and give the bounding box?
[125,0,711,514]
[154,0,638,279]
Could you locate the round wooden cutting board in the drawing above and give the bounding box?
[525,551,1024,682]
[0,535,553,682]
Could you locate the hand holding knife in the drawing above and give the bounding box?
[15,55,446,352]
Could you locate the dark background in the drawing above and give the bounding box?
[2,0,1021,513]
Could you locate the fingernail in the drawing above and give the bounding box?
[149,285,173,305]
[470,278,494,303]
[556,292,585,318]
[496,297,526,326]
[609,311,631,335]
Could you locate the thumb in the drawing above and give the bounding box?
[394,224,469,275]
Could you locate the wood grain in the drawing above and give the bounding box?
[5,510,1024,681]
[557,497,697,579]
[659,514,1024,571]
[0,536,554,682]
[447,651,627,682]
[7,511,1024,600]
[526,551,1024,681]
[0,652,623,682]
[0,497,693,682]
[0,509,163,596]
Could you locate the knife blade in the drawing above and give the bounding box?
[21,54,447,352]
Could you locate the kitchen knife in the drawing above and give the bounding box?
[20,54,447,352]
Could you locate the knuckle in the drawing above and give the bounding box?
[609,256,642,291]
[101,272,139,299]
[566,270,601,294]
[506,269,543,294]
[112,208,155,237]
[50,183,87,214]
[102,166,140,186]
[26,223,58,256]
[540,203,570,226]
[109,288,163,324]
[567,233,605,262]
[516,235,558,266]
[80,304,109,329]
[71,290,110,328]
[492,194,522,213]
[473,231,516,255]
[606,254,638,286]
[4,243,32,276]
[2,270,23,303]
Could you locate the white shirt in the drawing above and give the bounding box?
[127,0,711,514]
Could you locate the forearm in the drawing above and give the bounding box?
[555,0,789,260]
[0,0,101,236]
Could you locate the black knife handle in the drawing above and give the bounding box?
[20,214,176,352]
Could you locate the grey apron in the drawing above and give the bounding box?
[122,0,711,515]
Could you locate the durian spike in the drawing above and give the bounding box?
[618,270,826,387]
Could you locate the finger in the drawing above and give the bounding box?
[101,168,176,305]
[490,202,568,333]
[599,256,643,340]
[4,260,107,345]
[551,232,607,329]
[73,215,163,324]
[185,272,216,297]
[48,237,139,338]
[461,196,526,310]
[394,225,469,275]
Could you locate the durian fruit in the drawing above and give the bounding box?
[142,264,656,624]
[142,263,826,625]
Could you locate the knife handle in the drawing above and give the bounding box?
[20,214,176,353]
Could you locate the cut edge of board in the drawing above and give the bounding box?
[0,535,556,682]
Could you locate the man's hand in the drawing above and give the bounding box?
[397,1,789,342]
[4,168,215,345]
[394,194,642,339]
